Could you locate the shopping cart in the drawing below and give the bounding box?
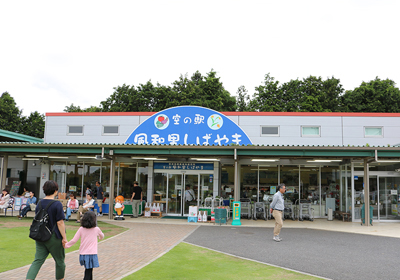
[296,199,314,221]
[283,201,295,221]
[253,202,267,221]
[240,198,253,220]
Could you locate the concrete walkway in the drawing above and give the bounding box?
[2,217,400,279]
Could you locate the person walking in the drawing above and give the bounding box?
[65,211,104,280]
[270,183,286,242]
[18,191,37,219]
[95,181,104,216]
[130,181,142,218]
[26,180,67,280]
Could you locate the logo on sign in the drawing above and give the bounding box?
[154,114,169,130]
[207,114,223,130]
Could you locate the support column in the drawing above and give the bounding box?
[147,161,154,203]
[108,157,116,220]
[234,149,240,201]
[213,161,219,197]
[1,155,8,189]
[364,159,370,226]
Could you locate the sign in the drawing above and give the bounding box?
[270,186,276,194]
[125,106,252,146]
[354,176,358,180]
[232,201,241,226]
[153,162,213,170]
[390,189,398,195]
[209,174,213,183]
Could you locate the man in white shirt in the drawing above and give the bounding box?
[270,183,286,242]
[77,193,95,223]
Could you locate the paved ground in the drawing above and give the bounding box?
[2,217,400,280]
[185,226,400,280]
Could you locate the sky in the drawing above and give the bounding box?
[1,0,399,116]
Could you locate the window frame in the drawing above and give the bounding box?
[102,125,120,136]
[260,125,280,137]
[364,126,383,138]
[301,126,321,137]
[67,125,84,135]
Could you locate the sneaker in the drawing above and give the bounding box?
[97,213,103,217]
[273,236,281,242]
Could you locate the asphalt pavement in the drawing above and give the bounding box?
[184,226,399,280]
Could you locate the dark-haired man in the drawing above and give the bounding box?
[130,181,142,218]
[95,181,104,216]
[270,183,286,242]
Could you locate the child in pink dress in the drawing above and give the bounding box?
[65,211,104,280]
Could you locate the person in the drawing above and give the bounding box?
[65,193,80,221]
[26,180,67,280]
[77,193,95,223]
[95,181,104,217]
[0,189,10,211]
[86,186,92,196]
[18,191,37,219]
[65,211,104,280]
[270,183,286,242]
[130,181,142,218]
[184,185,196,205]
[21,187,30,197]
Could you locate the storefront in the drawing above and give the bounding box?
[2,107,400,224]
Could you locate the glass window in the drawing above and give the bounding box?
[321,166,340,216]
[302,126,320,137]
[68,126,83,135]
[103,126,119,135]
[365,127,383,137]
[221,164,235,199]
[261,126,279,136]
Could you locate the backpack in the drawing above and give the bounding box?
[29,200,56,242]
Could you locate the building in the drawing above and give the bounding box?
[2,106,400,224]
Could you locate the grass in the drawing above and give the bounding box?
[124,242,321,280]
[0,216,127,273]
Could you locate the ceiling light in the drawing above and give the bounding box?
[307,160,342,163]
[48,156,69,159]
[251,159,279,162]
[190,158,220,161]
[144,158,167,161]
[22,158,39,160]
[26,155,48,158]
[77,156,96,159]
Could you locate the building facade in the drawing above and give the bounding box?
[2,106,400,223]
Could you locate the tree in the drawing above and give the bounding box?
[236,85,251,111]
[249,73,282,111]
[64,103,101,112]
[249,74,344,112]
[0,92,22,132]
[100,70,236,112]
[341,77,400,112]
[20,111,45,138]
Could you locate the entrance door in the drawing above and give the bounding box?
[353,176,377,220]
[164,172,214,216]
[378,177,400,220]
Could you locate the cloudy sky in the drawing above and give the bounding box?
[1,0,399,116]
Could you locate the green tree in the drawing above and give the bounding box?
[341,77,400,112]
[0,92,22,132]
[20,111,45,138]
[64,103,102,112]
[236,85,251,112]
[249,73,282,111]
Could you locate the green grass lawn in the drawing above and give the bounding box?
[0,216,126,273]
[124,242,321,280]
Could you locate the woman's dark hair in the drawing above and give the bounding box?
[2,189,9,195]
[81,211,97,229]
[42,180,59,196]
[87,193,93,199]
[69,192,76,199]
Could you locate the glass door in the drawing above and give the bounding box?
[183,174,199,216]
[378,177,400,220]
[167,173,183,215]
[353,176,377,220]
